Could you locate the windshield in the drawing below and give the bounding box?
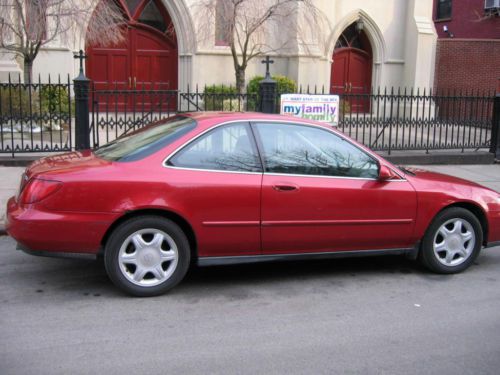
[94,116,197,162]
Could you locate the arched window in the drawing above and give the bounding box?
[334,23,371,55]
[215,0,231,46]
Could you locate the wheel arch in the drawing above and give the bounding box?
[435,202,489,245]
[100,209,198,260]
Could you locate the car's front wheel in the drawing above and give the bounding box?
[420,207,482,274]
[104,216,191,296]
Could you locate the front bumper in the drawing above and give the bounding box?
[487,209,500,246]
[6,196,119,256]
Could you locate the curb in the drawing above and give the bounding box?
[381,152,494,165]
[0,157,38,167]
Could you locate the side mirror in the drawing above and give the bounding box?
[378,165,395,181]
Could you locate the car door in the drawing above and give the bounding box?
[166,122,263,257]
[253,121,417,254]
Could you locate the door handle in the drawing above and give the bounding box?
[134,77,137,89]
[128,77,131,88]
[273,184,298,192]
[349,82,352,92]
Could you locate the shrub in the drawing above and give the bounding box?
[222,98,244,111]
[339,99,351,116]
[247,75,298,109]
[0,86,35,117]
[40,85,74,115]
[0,85,74,117]
[203,85,239,111]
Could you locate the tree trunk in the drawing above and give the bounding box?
[235,67,246,94]
[23,59,33,83]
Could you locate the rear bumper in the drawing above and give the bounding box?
[17,242,97,260]
[6,196,119,255]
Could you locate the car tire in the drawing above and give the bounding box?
[104,216,191,297]
[419,207,482,274]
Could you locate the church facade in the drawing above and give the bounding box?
[0,0,437,95]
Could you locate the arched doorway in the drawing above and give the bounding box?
[86,0,178,110]
[330,23,372,113]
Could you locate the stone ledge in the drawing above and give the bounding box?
[379,151,495,165]
[0,156,39,167]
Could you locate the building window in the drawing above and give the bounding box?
[25,0,47,41]
[436,0,452,20]
[215,0,231,46]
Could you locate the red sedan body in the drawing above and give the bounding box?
[5,112,500,269]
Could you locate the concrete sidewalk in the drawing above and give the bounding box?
[1,164,500,233]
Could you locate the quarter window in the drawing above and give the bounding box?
[168,123,262,172]
[254,123,378,178]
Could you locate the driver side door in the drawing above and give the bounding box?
[253,122,417,254]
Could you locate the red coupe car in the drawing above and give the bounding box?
[6,112,500,296]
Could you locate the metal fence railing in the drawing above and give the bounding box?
[0,74,497,157]
[0,74,73,157]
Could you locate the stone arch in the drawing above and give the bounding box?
[158,0,196,90]
[159,0,196,56]
[327,10,386,88]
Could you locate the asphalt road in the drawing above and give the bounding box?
[1,236,500,374]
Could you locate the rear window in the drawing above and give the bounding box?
[94,116,196,162]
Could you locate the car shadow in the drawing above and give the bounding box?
[6,247,499,300]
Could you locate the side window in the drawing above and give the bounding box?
[168,123,262,172]
[254,123,378,178]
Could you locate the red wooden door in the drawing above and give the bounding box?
[330,48,372,113]
[86,0,177,111]
[330,50,349,95]
[131,27,177,111]
[87,26,131,110]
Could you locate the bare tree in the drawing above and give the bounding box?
[0,0,126,82]
[194,0,329,93]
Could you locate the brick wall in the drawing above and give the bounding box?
[434,39,500,93]
[433,0,500,39]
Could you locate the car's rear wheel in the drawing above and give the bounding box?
[420,207,482,274]
[104,216,190,296]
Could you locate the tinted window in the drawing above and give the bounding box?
[168,123,262,172]
[255,123,378,178]
[94,116,196,162]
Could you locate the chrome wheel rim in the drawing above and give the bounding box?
[433,218,475,267]
[118,229,178,287]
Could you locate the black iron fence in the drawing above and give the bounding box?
[90,85,177,148]
[1,73,499,158]
[336,87,494,153]
[172,85,496,154]
[0,75,73,156]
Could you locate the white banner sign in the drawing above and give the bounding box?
[280,94,339,125]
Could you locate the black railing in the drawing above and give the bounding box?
[0,75,498,157]
[179,84,259,112]
[90,84,177,148]
[0,74,73,157]
[176,85,494,154]
[335,87,494,154]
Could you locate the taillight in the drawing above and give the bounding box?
[19,178,63,204]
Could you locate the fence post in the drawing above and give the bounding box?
[491,90,500,161]
[73,50,91,150]
[259,56,277,114]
